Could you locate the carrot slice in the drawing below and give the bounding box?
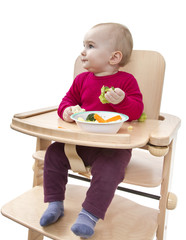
[106,115,122,122]
[94,114,106,123]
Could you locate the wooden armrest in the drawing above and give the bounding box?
[149,113,181,146]
[14,106,58,119]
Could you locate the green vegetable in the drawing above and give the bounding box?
[99,86,115,104]
[138,112,147,122]
[86,113,96,121]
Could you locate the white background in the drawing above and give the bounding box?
[0,0,186,239]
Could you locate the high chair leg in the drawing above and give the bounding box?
[28,229,44,240]
[32,157,44,187]
[35,138,51,153]
[157,138,176,240]
[33,138,51,188]
[28,138,51,240]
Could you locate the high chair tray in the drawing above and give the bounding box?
[11,106,180,149]
[1,184,158,240]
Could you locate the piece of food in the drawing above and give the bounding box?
[138,112,147,122]
[86,113,96,122]
[99,86,115,104]
[77,117,85,122]
[94,113,106,123]
[128,126,133,130]
[106,115,122,122]
[71,105,85,114]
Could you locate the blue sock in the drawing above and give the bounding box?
[40,201,64,226]
[71,209,99,238]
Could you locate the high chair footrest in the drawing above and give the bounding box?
[1,185,158,240]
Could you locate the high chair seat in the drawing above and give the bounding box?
[2,184,158,240]
[32,148,164,188]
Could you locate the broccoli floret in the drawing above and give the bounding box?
[86,113,96,121]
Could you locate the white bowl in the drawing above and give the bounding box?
[70,111,129,134]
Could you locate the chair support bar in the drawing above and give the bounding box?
[68,173,160,200]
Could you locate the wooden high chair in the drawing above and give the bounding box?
[1,50,181,240]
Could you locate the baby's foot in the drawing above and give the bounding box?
[40,201,64,226]
[71,209,99,238]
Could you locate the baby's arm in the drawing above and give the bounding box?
[105,88,125,105]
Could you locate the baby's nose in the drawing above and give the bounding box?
[81,49,86,56]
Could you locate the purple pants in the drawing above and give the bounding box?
[43,142,131,219]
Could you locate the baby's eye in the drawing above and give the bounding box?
[88,44,94,49]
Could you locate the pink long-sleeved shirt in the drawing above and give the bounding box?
[58,71,144,121]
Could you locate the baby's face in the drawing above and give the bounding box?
[81,25,116,75]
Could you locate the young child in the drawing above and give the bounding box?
[40,23,144,238]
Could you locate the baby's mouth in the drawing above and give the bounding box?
[81,58,87,63]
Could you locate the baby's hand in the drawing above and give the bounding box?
[63,106,74,122]
[105,88,125,104]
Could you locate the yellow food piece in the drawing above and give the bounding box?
[128,126,133,130]
[77,117,85,122]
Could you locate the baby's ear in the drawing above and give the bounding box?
[109,51,123,65]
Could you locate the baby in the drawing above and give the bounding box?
[40,23,144,238]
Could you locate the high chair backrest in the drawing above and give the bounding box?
[74,50,166,120]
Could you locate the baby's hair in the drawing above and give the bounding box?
[92,23,133,67]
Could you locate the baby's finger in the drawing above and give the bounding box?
[107,90,120,101]
[105,92,114,102]
[114,88,124,97]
